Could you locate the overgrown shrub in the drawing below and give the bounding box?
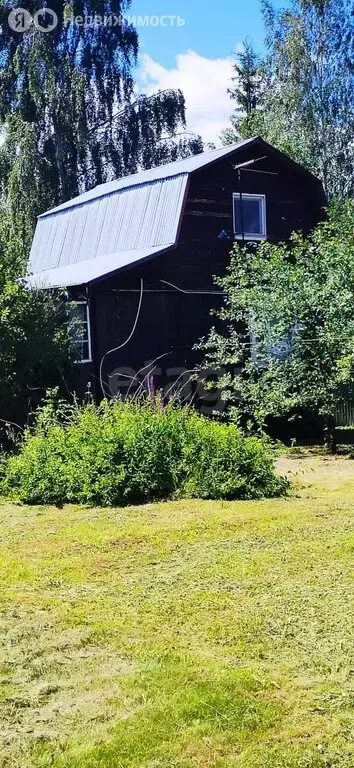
[1,397,287,506]
[202,201,354,452]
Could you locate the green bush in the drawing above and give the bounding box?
[1,397,288,506]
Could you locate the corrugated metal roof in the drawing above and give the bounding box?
[27,138,256,287]
[26,246,173,289]
[28,174,187,276]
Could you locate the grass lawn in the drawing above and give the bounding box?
[1,454,354,767]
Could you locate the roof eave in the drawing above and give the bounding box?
[84,244,176,286]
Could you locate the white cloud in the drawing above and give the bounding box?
[139,50,237,145]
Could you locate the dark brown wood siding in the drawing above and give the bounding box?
[179,148,324,249]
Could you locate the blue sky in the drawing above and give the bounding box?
[131,0,272,68]
[131,0,285,144]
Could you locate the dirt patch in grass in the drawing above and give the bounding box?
[1,455,354,766]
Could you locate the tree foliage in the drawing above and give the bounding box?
[0,1,199,194]
[0,2,202,271]
[229,40,263,117]
[202,201,354,448]
[0,281,73,435]
[221,40,264,143]
[224,0,354,199]
[259,0,354,199]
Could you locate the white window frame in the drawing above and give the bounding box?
[68,301,92,365]
[233,193,267,241]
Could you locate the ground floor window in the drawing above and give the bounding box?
[233,193,267,240]
[67,301,92,363]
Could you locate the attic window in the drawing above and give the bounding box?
[67,301,92,364]
[233,193,267,240]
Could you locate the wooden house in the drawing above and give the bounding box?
[27,137,325,403]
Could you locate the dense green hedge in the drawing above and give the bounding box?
[1,399,288,506]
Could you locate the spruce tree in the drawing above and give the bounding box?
[222,39,264,143]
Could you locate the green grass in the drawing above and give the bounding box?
[1,453,354,767]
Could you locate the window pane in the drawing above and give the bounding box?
[79,340,89,361]
[67,302,86,326]
[67,303,90,361]
[234,197,264,236]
